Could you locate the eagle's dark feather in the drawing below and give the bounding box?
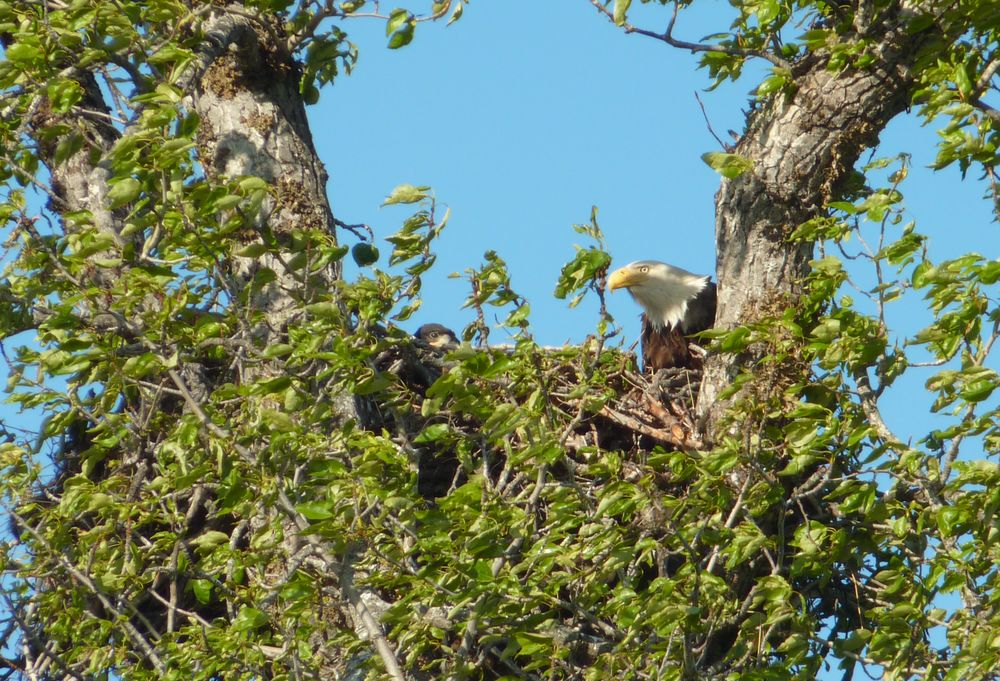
[640,281,716,371]
[679,281,717,336]
[641,322,692,371]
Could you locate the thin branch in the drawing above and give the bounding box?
[975,55,1000,96]
[11,513,166,674]
[972,98,1000,125]
[17,217,80,288]
[587,0,792,70]
[704,474,752,574]
[851,367,898,444]
[333,217,375,241]
[164,362,408,680]
[337,550,409,681]
[694,91,733,152]
[0,590,84,681]
[599,403,700,449]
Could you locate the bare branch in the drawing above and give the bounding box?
[852,367,899,444]
[586,0,792,70]
[975,55,1000,95]
[972,98,1000,125]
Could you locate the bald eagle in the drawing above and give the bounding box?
[608,260,717,371]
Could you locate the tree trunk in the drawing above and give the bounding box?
[699,24,923,437]
[188,10,341,325]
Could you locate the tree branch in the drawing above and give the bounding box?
[586,0,792,70]
[10,513,167,675]
[164,363,408,680]
[852,367,898,444]
[972,98,1000,125]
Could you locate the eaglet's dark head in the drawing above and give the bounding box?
[414,323,459,349]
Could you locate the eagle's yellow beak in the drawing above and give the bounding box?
[608,267,639,291]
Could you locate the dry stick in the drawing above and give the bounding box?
[694,91,733,152]
[164,365,409,681]
[167,542,180,633]
[599,404,697,449]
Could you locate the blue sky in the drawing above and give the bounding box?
[320,1,998,443]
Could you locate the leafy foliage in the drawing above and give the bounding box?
[0,0,998,680]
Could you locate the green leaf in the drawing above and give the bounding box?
[85,492,114,512]
[382,184,430,206]
[53,134,85,166]
[305,301,341,319]
[296,500,334,520]
[386,9,415,48]
[190,530,231,550]
[107,178,142,209]
[554,248,611,303]
[386,8,410,35]
[960,374,997,403]
[122,352,162,378]
[701,151,753,179]
[235,242,267,257]
[613,0,631,26]
[250,376,292,395]
[263,343,294,358]
[5,42,38,64]
[191,579,212,604]
[936,506,961,536]
[232,606,268,632]
[414,423,450,443]
[260,408,296,432]
[953,63,973,98]
[46,80,84,113]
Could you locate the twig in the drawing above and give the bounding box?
[0,590,84,681]
[456,466,547,674]
[704,474,752,574]
[11,512,166,674]
[851,368,897,444]
[975,55,1000,96]
[333,217,375,241]
[694,92,733,151]
[972,98,1000,125]
[587,0,792,70]
[337,550,409,681]
[164,359,408,678]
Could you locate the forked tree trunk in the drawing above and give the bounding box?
[698,22,925,437]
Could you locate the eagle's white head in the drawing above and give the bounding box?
[607,260,711,331]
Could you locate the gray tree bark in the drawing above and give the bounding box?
[698,18,927,437]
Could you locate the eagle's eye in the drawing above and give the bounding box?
[429,331,439,337]
[639,265,649,273]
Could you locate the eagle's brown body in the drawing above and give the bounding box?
[642,322,695,370]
